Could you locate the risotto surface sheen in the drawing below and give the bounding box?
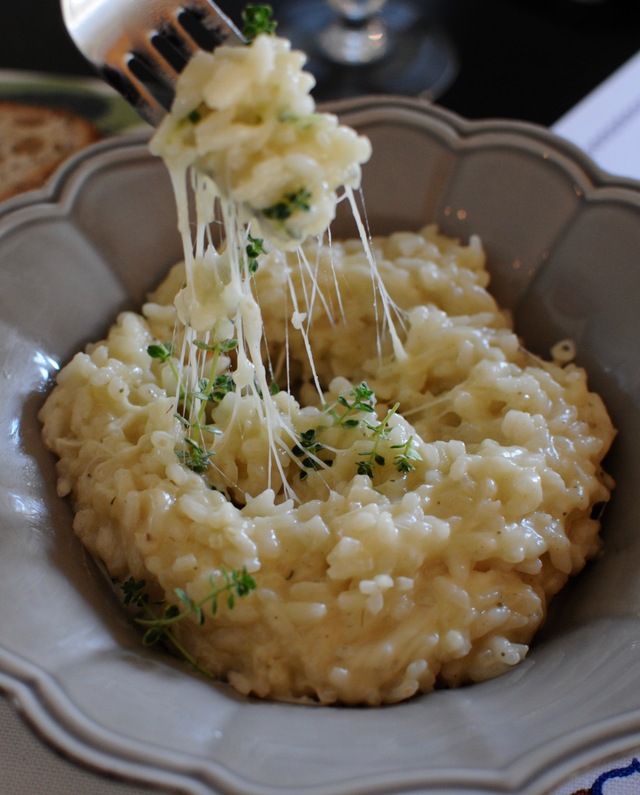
[39,225,615,705]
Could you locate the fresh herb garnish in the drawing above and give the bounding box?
[148,341,187,404]
[356,403,397,477]
[279,111,321,128]
[147,341,175,362]
[184,102,208,125]
[176,437,214,473]
[191,337,237,417]
[121,569,256,676]
[147,341,179,387]
[242,5,277,41]
[324,386,421,479]
[193,338,239,355]
[245,233,266,275]
[391,435,422,474]
[191,375,235,405]
[329,381,377,428]
[262,188,312,221]
[210,373,236,403]
[292,427,333,480]
[151,336,238,472]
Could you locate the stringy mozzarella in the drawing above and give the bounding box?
[39,33,616,705]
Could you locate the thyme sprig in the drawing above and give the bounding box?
[148,337,238,473]
[357,403,422,478]
[245,233,266,275]
[292,428,333,480]
[193,337,238,416]
[328,381,377,428]
[180,6,277,127]
[391,435,422,474]
[263,188,311,222]
[184,102,208,125]
[324,385,422,479]
[147,341,183,394]
[356,403,398,477]
[174,412,222,442]
[210,374,236,403]
[176,437,214,473]
[149,341,197,416]
[121,570,256,676]
[194,338,239,355]
[242,5,277,41]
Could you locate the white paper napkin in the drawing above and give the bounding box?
[552,49,640,181]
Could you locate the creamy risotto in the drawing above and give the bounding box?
[149,31,371,250]
[39,28,615,705]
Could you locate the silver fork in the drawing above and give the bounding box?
[61,0,244,126]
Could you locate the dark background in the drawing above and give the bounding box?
[1,0,639,128]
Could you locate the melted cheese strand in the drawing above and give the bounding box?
[149,33,380,502]
[325,226,347,327]
[286,266,324,404]
[296,241,338,330]
[226,198,299,502]
[344,186,406,362]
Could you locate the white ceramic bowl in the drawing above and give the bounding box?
[1,97,640,795]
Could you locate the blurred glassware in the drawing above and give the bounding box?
[319,0,390,64]
[277,0,458,101]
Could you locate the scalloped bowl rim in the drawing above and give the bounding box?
[1,96,640,795]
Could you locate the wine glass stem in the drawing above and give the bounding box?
[319,0,390,65]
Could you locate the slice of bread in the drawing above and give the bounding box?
[0,102,100,202]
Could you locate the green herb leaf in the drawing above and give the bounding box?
[174,413,191,428]
[245,233,266,274]
[211,373,236,402]
[330,382,377,428]
[352,402,400,479]
[143,626,166,646]
[391,435,422,474]
[120,569,257,674]
[262,188,311,221]
[357,460,375,478]
[147,342,174,362]
[242,4,277,41]
[121,577,148,608]
[148,343,184,405]
[181,102,211,126]
[291,426,332,478]
[176,438,214,473]
[164,604,181,620]
[194,338,238,354]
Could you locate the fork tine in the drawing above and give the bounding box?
[134,3,244,124]
[61,0,243,126]
[175,2,241,52]
[102,55,171,126]
[126,54,177,118]
[150,24,194,75]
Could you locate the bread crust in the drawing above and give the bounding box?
[0,102,100,201]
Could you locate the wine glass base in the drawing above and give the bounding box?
[318,17,390,66]
[277,0,459,102]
